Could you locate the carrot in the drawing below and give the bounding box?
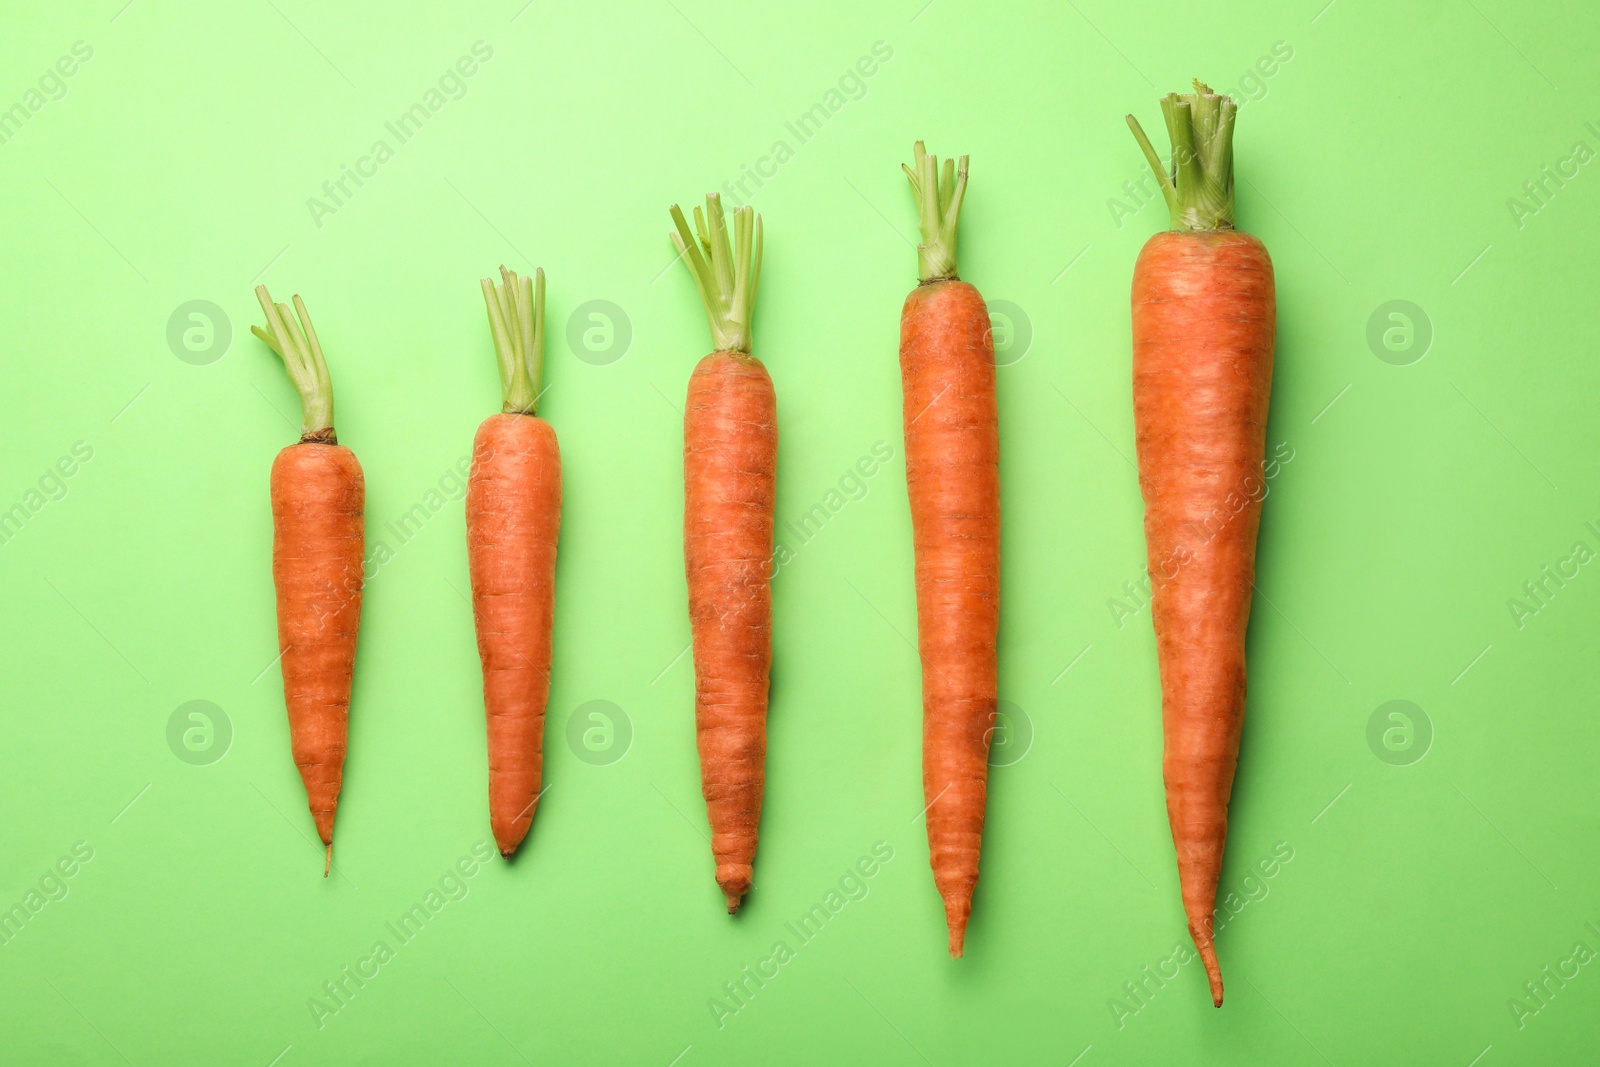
[669,194,772,913]
[252,286,364,876]
[899,143,1001,957]
[1126,82,1276,1006]
[468,267,561,858]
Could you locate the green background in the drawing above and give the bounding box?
[2,0,1598,1062]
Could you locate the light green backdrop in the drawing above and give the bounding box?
[3,0,1598,1063]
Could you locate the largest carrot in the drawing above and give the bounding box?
[1127,82,1277,1006]
[899,143,1000,957]
[252,287,364,875]
[670,194,773,913]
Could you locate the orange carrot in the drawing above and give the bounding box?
[252,287,364,876]
[1127,83,1277,1006]
[899,143,1001,957]
[670,194,773,913]
[468,267,562,858]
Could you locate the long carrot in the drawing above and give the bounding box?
[468,267,561,858]
[899,143,1001,957]
[1126,82,1277,1006]
[252,286,364,876]
[669,194,772,913]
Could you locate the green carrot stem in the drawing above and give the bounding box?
[1126,80,1237,233]
[251,286,336,440]
[902,141,968,283]
[669,193,762,354]
[481,266,546,415]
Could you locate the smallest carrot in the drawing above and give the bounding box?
[251,286,365,875]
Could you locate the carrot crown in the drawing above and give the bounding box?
[669,194,762,355]
[903,141,968,284]
[252,286,336,441]
[1126,81,1236,233]
[481,266,546,415]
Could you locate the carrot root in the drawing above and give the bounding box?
[899,144,998,958]
[901,277,1000,959]
[1129,83,1273,1005]
[685,351,775,914]
[468,413,561,858]
[270,441,363,860]
[671,195,772,912]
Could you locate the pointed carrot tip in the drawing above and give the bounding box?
[324,843,332,878]
[945,903,969,957]
[947,918,966,957]
[1194,936,1224,1006]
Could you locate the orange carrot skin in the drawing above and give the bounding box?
[1132,229,1275,1003]
[684,351,776,913]
[271,441,365,848]
[899,279,1000,957]
[467,413,562,857]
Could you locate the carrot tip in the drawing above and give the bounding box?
[944,898,970,957]
[324,843,332,878]
[1193,932,1224,1006]
[725,892,743,914]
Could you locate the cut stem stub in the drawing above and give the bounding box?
[481,266,547,415]
[903,141,968,283]
[1126,80,1237,233]
[252,286,336,441]
[669,194,762,355]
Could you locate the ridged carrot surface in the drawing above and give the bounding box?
[900,278,1000,957]
[1128,83,1277,1005]
[670,195,773,913]
[468,413,561,856]
[685,351,776,911]
[252,287,363,874]
[271,442,364,851]
[900,144,1000,957]
[468,267,561,858]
